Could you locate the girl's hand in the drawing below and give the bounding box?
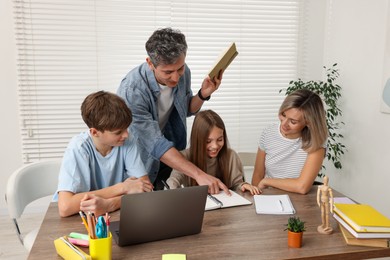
[241,183,262,195]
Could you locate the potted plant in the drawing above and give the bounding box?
[280,63,346,177]
[285,216,306,248]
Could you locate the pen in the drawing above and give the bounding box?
[161,180,170,190]
[208,194,223,207]
[278,199,284,212]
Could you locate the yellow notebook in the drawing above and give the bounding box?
[334,203,390,232]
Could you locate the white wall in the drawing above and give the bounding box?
[0,0,23,214]
[1,0,390,219]
[323,0,390,217]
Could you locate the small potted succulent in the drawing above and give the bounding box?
[285,216,306,248]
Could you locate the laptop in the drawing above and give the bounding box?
[111,185,208,247]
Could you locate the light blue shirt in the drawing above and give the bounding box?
[53,131,146,201]
[117,62,194,183]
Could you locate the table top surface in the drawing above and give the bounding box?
[28,186,390,260]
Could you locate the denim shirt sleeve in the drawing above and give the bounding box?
[117,62,193,177]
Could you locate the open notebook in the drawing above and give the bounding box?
[205,189,252,211]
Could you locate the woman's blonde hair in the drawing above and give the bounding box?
[189,110,231,186]
[279,89,328,152]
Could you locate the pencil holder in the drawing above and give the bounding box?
[89,232,112,260]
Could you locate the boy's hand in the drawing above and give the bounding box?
[123,176,153,194]
[80,194,109,216]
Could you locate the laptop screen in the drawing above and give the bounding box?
[111,185,208,246]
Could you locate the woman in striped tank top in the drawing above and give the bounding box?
[251,89,328,194]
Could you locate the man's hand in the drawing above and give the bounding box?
[200,70,224,98]
[122,176,153,194]
[195,173,230,195]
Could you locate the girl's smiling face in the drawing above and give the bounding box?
[206,126,224,158]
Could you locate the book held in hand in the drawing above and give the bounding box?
[333,203,390,233]
[207,42,238,79]
[205,189,252,211]
[254,194,295,215]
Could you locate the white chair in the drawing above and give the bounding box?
[238,152,257,183]
[5,159,61,252]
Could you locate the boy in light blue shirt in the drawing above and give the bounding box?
[54,91,153,217]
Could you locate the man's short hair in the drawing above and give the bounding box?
[81,91,132,132]
[145,27,187,67]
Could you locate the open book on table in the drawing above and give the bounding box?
[205,189,252,211]
[207,42,238,79]
[253,194,295,215]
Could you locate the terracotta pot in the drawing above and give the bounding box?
[287,230,303,248]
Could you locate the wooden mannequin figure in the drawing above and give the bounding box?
[316,175,334,234]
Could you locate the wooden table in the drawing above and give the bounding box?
[28,187,390,259]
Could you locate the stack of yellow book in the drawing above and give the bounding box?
[333,202,390,248]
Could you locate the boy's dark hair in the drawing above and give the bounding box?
[81,91,132,132]
[145,27,187,67]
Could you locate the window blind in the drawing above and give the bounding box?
[13,0,302,163]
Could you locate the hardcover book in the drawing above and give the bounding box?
[339,224,390,248]
[333,213,390,239]
[208,42,238,79]
[333,203,390,233]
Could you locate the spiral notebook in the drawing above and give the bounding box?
[205,190,252,211]
[254,194,295,215]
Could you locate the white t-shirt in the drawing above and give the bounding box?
[258,123,308,179]
[158,84,174,130]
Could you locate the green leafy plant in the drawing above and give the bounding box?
[284,216,306,233]
[280,63,346,176]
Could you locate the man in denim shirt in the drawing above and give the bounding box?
[117,28,228,194]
